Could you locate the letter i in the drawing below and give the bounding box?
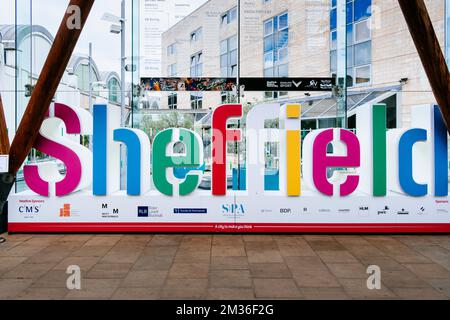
[286,104,301,196]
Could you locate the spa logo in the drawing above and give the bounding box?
[222,204,245,215]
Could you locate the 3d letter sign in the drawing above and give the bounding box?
[8,102,449,233]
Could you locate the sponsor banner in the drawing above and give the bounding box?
[8,191,450,233]
[141,78,236,92]
[239,77,335,92]
[140,77,335,92]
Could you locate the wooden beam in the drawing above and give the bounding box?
[8,0,95,174]
[0,93,10,155]
[398,0,450,133]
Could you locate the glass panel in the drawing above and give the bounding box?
[331,31,337,50]
[354,0,371,22]
[264,19,273,36]
[264,35,273,52]
[355,65,370,84]
[354,41,371,65]
[355,19,370,43]
[278,13,288,30]
[330,8,337,30]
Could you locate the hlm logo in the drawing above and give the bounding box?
[221,204,245,215]
[19,206,40,214]
[101,204,118,214]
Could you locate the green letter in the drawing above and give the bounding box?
[152,129,203,196]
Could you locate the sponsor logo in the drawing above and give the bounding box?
[292,80,302,88]
[260,209,273,214]
[436,200,449,214]
[397,208,410,215]
[320,79,333,90]
[417,206,426,215]
[138,206,149,217]
[319,208,331,213]
[222,204,245,216]
[377,206,390,215]
[338,208,351,213]
[266,81,279,89]
[280,208,292,214]
[19,205,40,214]
[306,80,318,89]
[137,206,161,218]
[173,208,207,214]
[101,203,119,219]
[358,206,370,216]
[59,204,71,217]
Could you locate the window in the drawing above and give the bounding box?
[190,28,202,42]
[190,52,203,77]
[263,12,289,78]
[221,7,237,25]
[167,63,177,77]
[108,78,120,103]
[191,92,203,109]
[167,43,176,56]
[330,0,372,87]
[264,91,287,99]
[168,93,177,109]
[220,35,238,77]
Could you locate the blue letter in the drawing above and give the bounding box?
[399,129,428,197]
[93,104,107,195]
[113,128,142,195]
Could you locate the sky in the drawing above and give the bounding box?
[1,0,140,76]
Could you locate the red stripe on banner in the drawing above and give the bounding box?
[7,222,450,233]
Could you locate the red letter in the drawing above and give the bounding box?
[212,104,242,195]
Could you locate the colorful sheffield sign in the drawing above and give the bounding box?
[8,102,450,233]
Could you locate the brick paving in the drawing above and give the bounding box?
[0,233,450,300]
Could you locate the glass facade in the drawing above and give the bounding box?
[263,12,289,77]
[330,0,372,86]
[4,0,447,197]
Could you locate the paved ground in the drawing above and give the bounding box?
[0,233,450,300]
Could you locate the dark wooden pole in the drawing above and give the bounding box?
[8,0,95,174]
[0,93,10,155]
[398,0,450,133]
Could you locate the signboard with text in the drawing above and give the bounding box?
[8,102,450,233]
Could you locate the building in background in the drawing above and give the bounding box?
[159,0,447,131]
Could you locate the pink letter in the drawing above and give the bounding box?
[24,103,83,197]
[313,129,360,196]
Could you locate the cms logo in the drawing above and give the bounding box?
[221,204,245,215]
[19,206,40,214]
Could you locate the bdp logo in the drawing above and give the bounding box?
[59,204,71,217]
[138,206,149,217]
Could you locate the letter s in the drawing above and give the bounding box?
[24,103,93,197]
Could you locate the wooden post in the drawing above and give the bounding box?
[8,0,95,175]
[398,0,450,133]
[0,93,10,155]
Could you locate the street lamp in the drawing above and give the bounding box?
[102,1,127,188]
[101,1,126,128]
